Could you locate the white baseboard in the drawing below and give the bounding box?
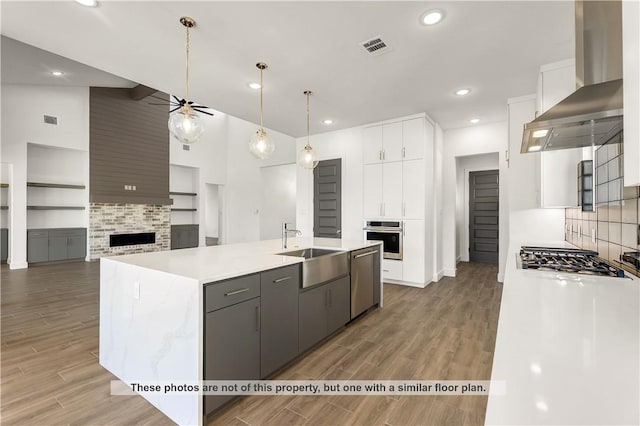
[443,268,456,277]
[9,261,28,270]
[385,279,429,288]
[456,255,462,263]
[432,270,444,282]
[497,272,505,283]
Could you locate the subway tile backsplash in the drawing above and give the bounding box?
[566,131,640,277]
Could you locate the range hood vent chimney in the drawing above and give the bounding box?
[521,0,623,153]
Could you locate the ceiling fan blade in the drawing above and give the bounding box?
[169,106,182,113]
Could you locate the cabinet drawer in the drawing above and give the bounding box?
[382,259,403,281]
[260,264,300,288]
[205,274,260,312]
[49,229,86,238]
[27,230,49,239]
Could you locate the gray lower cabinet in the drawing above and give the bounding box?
[260,264,300,378]
[28,228,87,263]
[204,274,261,415]
[1,228,8,262]
[299,275,350,354]
[171,224,199,249]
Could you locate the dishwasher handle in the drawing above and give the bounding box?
[354,250,377,259]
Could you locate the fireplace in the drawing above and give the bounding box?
[89,203,170,259]
[110,232,156,247]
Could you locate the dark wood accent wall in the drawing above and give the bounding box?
[90,88,171,205]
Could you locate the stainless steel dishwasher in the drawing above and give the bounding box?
[350,246,380,319]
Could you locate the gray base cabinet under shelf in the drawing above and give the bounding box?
[299,275,350,354]
[27,228,86,263]
[260,264,300,378]
[1,228,8,262]
[171,224,199,250]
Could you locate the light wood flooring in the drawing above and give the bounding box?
[1,260,501,426]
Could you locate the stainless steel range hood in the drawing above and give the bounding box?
[521,0,623,153]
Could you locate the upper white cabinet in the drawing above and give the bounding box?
[402,119,425,161]
[363,119,425,165]
[623,0,640,186]
[537,59,580,208]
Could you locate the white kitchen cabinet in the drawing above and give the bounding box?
[537,59,580,208]
[401,118,425,160]
[623,0,640,186]
[382,162,402,218]
[382,122,403,162]
[382,258,402,281]
[363,126,383,165]
[364,162,402,219]
[402,159,425,219]
[363,163,383,218]
[402,219,425,284]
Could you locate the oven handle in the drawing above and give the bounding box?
[363,227,402,232]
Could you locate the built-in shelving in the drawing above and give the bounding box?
[27,182,86,190]
[0,206,8,210]
[170,191,197,197]
[0,183,8,188]
[171,208,197,212]
[27,206,86,210]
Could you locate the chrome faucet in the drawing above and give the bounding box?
[282,222,302,249]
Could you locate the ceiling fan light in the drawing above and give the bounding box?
[169,105,205,144]
[249,128,275,160]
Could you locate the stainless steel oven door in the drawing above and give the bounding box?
[364,228,402,260]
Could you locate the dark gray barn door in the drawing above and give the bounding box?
[314,159,342,238]
[469,170,499,264]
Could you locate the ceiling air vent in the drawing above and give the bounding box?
[359,36,391,56]
[43,115,58,125]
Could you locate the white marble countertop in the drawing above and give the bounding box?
[485,241,640,425]
[105,237,380,284]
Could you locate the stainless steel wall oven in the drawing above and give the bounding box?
[363,221,402,260]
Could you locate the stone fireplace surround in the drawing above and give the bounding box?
[89,203,170,259]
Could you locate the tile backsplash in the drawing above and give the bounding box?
[565,131,640,277]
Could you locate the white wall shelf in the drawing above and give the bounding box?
[171,208,197,212]
[27,182,86,190]
[27,206,86,210]
[170,191,197,197]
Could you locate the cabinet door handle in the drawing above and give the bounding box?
[354,251,376,259]
[382,150,386,161]
[224,288,249,297]
[403,202,406,217]
[255,306,260,331]
[379,150,382,161]
[379,203,383,217]
[273,276,291,283]
[383,269,390,272]
[402,147,406,158]
[382,203,386,216]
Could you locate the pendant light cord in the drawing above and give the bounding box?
[259,67,264,130]
[185,25,190,102]
[306,91,311,147]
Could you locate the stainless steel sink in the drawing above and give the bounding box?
[277,248,349,288]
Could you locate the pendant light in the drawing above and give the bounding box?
[249,63,275,159]
[168,17,212,144]
[297,90,319,169]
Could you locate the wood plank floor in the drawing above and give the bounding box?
[1,260,501,426]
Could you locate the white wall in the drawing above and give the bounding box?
[506,95,565,246]
[204,183,220,239]
[1,84,89,269]
[442,121,509,280]
[295,126,363,241]
[456,153,500,261]
[432,124,444,281]
[260,163,296,240]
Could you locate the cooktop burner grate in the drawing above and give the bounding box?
[519,246,626,278]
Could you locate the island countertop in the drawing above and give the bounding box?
[485,241,640,425]
[104,237,381,284]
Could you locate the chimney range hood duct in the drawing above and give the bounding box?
[521,0,623,153]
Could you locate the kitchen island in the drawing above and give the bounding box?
[485,241,639,425]
[99,237,382,426]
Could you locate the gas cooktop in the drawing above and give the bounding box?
[519,246,626,278]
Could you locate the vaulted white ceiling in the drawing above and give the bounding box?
[1,1,574,136]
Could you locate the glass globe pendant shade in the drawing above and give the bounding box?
[168,105,205,144]
[297,144,319,169]
[249,128,275,160]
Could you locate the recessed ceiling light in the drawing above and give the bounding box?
[421,9,444,26]
[323,119,334,125]
[469,118,480,124]
[248,82,261,90]
[528,145,542,152]
[75,0,98,6]
[51,71,64,77]
[455,88,471,96]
